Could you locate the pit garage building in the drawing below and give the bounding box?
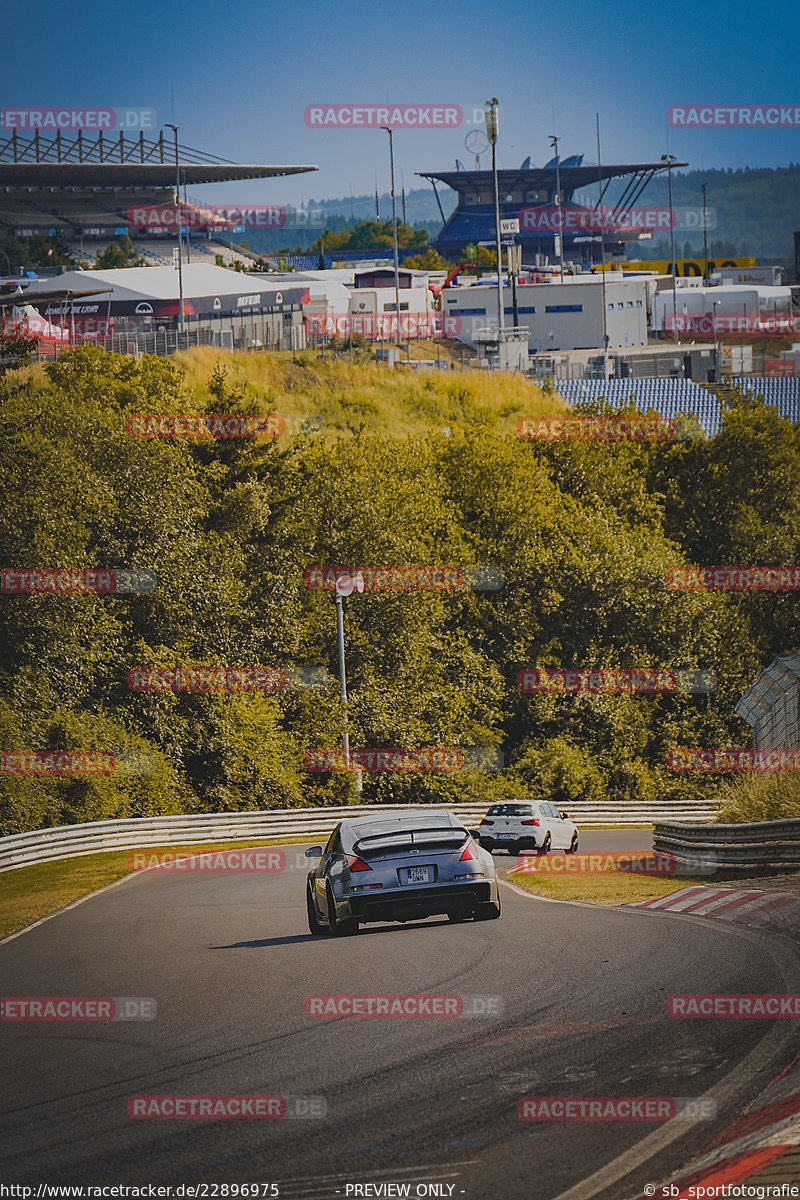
[22,263,309,348]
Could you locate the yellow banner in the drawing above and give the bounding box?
[593,257,756,277]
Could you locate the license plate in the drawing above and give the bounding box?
[498,832,516,839]
[402,865,431,884]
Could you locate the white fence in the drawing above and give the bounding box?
[0,799,720,873]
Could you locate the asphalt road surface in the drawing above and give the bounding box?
[3,830,800,1200]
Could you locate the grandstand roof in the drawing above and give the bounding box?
[0,162,316,189]
[419,160,688,194]
[0,129,316,190]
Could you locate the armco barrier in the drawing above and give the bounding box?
[654,818,800,871]
[0,800,720,874]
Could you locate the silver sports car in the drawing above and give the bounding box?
[305,810,501,935]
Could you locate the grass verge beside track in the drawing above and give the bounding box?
[506,866,716,906]
[505,859,800,906]
[0,838,312,940]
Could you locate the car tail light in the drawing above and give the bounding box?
[459,841,479,861]
[345,854,372,872]
[479,819,493,826]
[520,818,539,826]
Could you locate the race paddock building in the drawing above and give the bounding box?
[9,263,309,350]
[420,155,687,266]
[0,126,316,261]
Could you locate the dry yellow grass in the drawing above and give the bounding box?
[716,772,800,823]
[173,345,565,441]
[507,862,718,906]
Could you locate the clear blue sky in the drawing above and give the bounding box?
[5,0,799,209]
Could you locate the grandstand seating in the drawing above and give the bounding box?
[552,376,800,438]
[728,377,800,425]
[553,378,721,437]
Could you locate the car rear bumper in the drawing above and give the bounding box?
[481,835,539,849]
[346,881,495,922]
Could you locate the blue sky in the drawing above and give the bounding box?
[4,0,799,209]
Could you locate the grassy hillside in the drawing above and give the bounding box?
[173,345,566,440]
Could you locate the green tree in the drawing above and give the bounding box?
[94,234,145,269]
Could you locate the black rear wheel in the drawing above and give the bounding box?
[567,832,579,854]
[326,884,359,937]
[307,884,325,936]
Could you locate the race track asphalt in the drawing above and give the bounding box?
[3,830,800,1200]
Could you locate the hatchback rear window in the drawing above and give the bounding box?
[486,804,533,816]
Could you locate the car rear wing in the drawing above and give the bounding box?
[352,826,469,854]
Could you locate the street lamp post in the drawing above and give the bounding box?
[701,182,709,285]
[713,298,721,379]
[381,126,402,351]
[661,153,678,343]
[334,573,364,795]
[549,134,564,282]
[165,124,185,335]
[484,98,505,338]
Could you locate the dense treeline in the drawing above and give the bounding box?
[0,348,798,834]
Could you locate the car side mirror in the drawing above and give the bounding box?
[467,829,482,840]
[560,812,569,820]
[305,845,323,858]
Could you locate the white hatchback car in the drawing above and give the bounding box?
[478,801,579,855]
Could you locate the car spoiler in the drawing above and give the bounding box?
[352,826,469,853]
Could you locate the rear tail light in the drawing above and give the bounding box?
[479,819,493,826]
[459,840,479,861]
[345,854,372,872]
[520,818,540,826]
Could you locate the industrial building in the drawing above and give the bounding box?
[442,274,649,353]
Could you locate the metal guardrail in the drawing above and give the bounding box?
[654,818,800,871]
[0,800,720,874]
